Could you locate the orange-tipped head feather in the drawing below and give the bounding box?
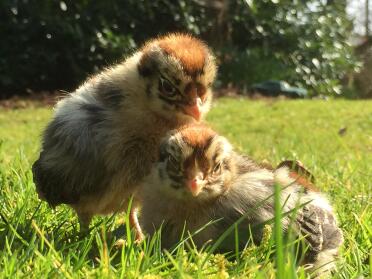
[141,33,211,76]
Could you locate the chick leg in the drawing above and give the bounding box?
[130,207,144,242]
[78,212,92,234]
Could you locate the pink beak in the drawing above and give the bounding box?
[183,98,202,121]
[187,178,202,197]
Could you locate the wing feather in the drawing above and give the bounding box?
[32,102,109,206]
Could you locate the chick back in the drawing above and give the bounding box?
[32,79,175,213]
[32,95,112,207]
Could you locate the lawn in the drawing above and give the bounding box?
[0,98,371,278]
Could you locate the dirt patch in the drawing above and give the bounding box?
[0,88,291,109]
[0,91,65,109]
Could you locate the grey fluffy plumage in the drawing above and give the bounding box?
[139,124,343,275]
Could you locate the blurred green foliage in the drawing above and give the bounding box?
[0,0,360,96]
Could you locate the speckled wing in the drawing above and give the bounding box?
[297,204,343,263]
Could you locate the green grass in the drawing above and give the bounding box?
[0,99,371,278]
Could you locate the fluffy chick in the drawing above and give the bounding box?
[32,33,217,238]
[139,124,343,275]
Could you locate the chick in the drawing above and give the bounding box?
[139,124,343,274]
[32,33,217,239]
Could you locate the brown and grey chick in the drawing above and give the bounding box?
[139,124,343,275]
[32,33,217,239]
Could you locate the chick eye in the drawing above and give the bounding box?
[160,77,177,97]
[212,163,222,174]
[167,155,178,165]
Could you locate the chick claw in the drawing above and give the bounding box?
[130,207,145,244]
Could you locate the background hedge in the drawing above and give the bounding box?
[0,0,360,97]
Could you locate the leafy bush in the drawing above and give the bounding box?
[220,0,360,96]
[0,1,138,94]
[0,0,360,97]
[217,47,293,90]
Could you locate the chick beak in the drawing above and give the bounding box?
[183,98,202,121]
[187,178,202,197]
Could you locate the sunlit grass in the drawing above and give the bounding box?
[0,98,371,278]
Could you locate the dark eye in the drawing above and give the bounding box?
[212,163,222,174]
[167,155,178,165]
[160,77,177,97]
